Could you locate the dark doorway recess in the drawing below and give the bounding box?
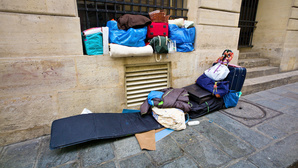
[238,0,259,48]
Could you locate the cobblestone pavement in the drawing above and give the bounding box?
[0,82,297,168]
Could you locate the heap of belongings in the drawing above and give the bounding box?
[81,10,196,57]
[51,39,246,149]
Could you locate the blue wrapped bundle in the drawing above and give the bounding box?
[107,20,147,47]
[168,24,196,52]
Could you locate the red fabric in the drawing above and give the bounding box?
[147,22,169,39]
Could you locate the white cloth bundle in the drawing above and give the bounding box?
[152,107,186,131]
[168,18,184,27]
[109,43,153,57]
[83,27,103,36]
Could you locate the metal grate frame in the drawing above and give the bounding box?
[77,0,188,30]
[125,63,170,107]
[238,0,259,48]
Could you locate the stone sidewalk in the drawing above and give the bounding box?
[0,83,297,168]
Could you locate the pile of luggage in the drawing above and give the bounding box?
[141,49,246,128]
[81,10,196,57]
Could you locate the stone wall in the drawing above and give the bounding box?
[280,0,298,71]
[242,0,297,71]
[0,0,242,146]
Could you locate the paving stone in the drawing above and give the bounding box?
[267,87,295,95]
[58,161,80,168]
[273,97,298,108]
[262,114,298,134]
[252,99,285,111]
[221,99,282,127]
[278,106,298,117]
[248,152,279,168]
[206,112,272,149]
[0,138,40,168]
[161,155,198,168]
[242,93,264,102]
[119,153,154,168]
[254,90,284,100]
[184,136,231,168]
[193,120,255,158]
[80,140,115,167]
[226,160,257,168]
[248,133,298,168]
[147,136,183,165]
[281,92,298,100]
[89,161,116,168]
[113,136,141,159]
[170,126,201,147]
[284,82,298,90]
[37,136,79,168]
[256,122,288,139]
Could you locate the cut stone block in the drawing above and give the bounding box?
[0,58,77,95]
[0,0,77,16]
[197,9,240,27]
[0,13,83,57]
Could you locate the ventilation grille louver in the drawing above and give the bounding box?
[125,63,170,107]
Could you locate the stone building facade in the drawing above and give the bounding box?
[0,0,297,146]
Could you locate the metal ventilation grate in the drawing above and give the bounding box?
[125,63,170,107]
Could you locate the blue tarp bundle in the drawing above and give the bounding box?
[107,20,147,47]
[168,24,196,52]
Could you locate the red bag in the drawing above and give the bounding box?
[147,22,168,39]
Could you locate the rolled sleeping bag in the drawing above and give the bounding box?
[109,43,153,57]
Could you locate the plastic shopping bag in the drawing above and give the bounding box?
[205,63,230,81]
[223,90,242,108]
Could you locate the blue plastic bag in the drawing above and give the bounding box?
[223,90,242,108]
[168,24,196,52]
[82,32,103,55]
[196,73,229,98]
[107,20,147,47]
[147,91,164,106]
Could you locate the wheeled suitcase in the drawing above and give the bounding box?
[147,22,168,39]
[225,64,246,91]
[183,84,212,104]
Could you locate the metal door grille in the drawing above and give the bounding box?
[77,0,188,30]
[238,0,259,48]
[125,63,170,107]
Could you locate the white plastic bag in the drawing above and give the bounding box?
[152,107,186,130]
[204,63,230,81]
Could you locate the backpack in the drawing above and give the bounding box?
[149,36,169,54]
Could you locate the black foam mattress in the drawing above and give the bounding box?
[50,113,163,149]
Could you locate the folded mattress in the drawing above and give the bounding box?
[50,113,163,149]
